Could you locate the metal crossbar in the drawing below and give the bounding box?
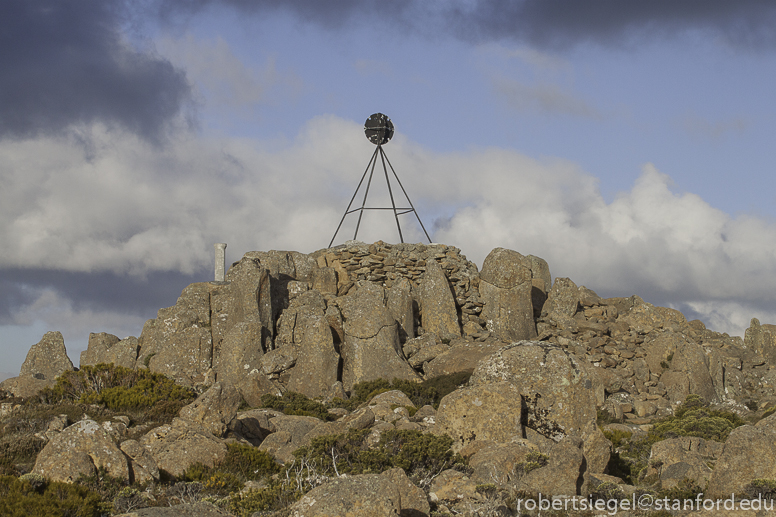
[328,145,431,247]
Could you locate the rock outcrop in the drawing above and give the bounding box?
[1,331,74,398]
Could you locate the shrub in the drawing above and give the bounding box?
[590,481,626,502]
[223,443,281,481]
[229,483,299,517]
[39,364,195,411]
[607,394,745,485]
[293,428,465,482]
[742,479,776,500]
[602,428,632,448]
[0,474,102,517]
[260,392,335,421]
[333,371,473,411]
[513,451,549,479]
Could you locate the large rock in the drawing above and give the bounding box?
[178,382,241,437]
[479,248,537,341]
[643,332,716,403]
[1,331,75,397]
[470,341,598,442]
[436,382,524,452]
[120,439,160,484]
[419,258,460,341]
[80,332,139,369]
[137,283,213,386]
[467,439,539,486]
[33,418,129,483]
[707,413,776,498]
[21,330,74,381]
[338,282,419,391]
[640,437,722,490]
[382,467,430,517]
[424,337,506,378]
[744,318,776,366]
[287,314,340,399]
[289,474,402,517]
[214,321,268,404]
[139,418,227,478]
[258,415,323,463]
[517,436,585,497]
[387,277,415,342]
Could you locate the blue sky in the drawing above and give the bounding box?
[3,0,776,376]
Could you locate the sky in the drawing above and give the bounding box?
[3,0,776,376]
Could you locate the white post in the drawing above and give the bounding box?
[214,243,227,282]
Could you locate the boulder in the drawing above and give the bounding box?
[139,418,228,478]
[744,318,776,366]
[479,248,537,341]
[467,439,539,486]
[289,474,402,517]
[541,277,580,318]
[286,314,340,399]
[258,414,323,463]
[387,277,415,342]
[33,418,129,483]
[707,414,776,498]
[428,468,478,504]
[138,283,213,386]
[80,333,139,369]
[338,282,419,390]
[178,382,241,438]
[419,258,460,341]
[470,341,598,442]
[382,467,431,517]
[21,331,74,381]
[516,436,585,497]
[1,331,75,397]
[641,437,722,489]
[436,382,524,452]
[214,321,273,405]
[120,439,160,484]
[300,407,375,447]
[423,337,505,378]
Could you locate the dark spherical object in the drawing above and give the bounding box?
[364,113,394,145]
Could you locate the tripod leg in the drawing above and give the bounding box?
[381,151,432,243]
[354,145,380,241]
[379,146,404,243]
[329,147,379,248]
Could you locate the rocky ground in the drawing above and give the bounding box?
[3,240,776,516]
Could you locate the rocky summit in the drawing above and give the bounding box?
[3,241,776,516]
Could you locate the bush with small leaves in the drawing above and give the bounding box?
[39,364,195,411]
[0,474,102,517]
[293,428,465,484]
[260,392,335,421]
[332,371,473,411]
[113,486,146,514]
[590,481,626,502]
[742,479,776,500]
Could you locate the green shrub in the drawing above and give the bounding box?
[742,479,776,500]
[608,395,745,485]
[260,392,335,421]
[590,481,626,502]
[39,364,195,411]
[0,474,102,517]
[657,477,704,501]
[223,443,281,481]
[229,483,299,517]
[333,371,473,411]
[293,428,465,482]
[602,428,632,448]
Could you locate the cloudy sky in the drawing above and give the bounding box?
[3,0,776,376]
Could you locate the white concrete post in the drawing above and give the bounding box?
[214,243,227,282]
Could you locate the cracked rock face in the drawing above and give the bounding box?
[338,282,419,391]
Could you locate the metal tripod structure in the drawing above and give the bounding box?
[328,114,431,248]
[328,144,431,248]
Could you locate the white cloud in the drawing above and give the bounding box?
[3,114,776,345]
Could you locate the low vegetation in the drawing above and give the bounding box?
[604,394,746,484]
